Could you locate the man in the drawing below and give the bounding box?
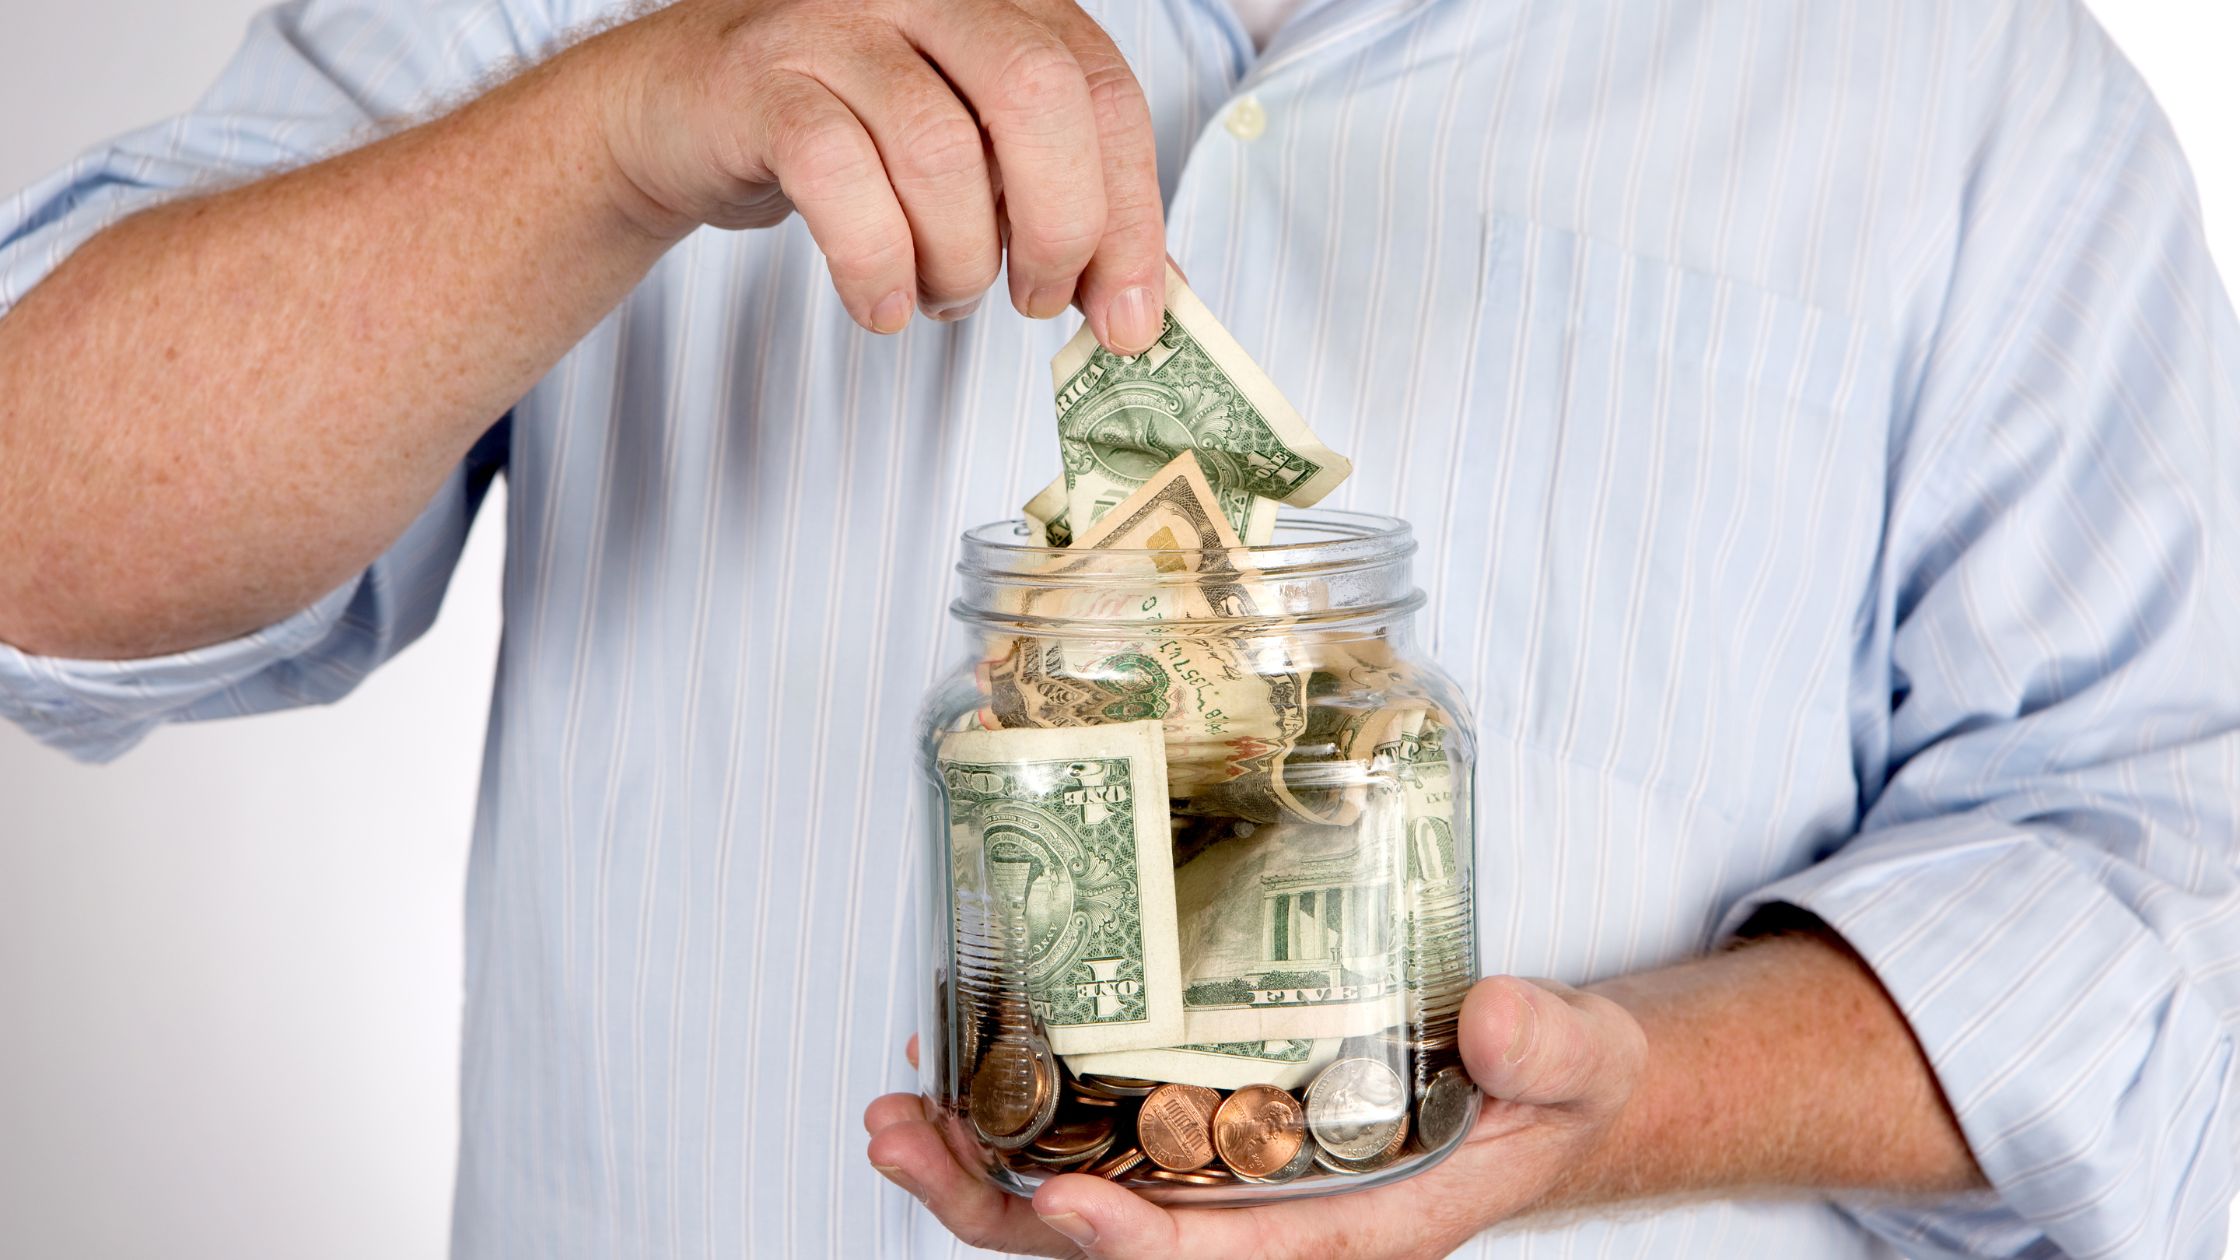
[1,0,2234,1255]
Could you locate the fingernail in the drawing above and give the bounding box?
[1108,285,1160,354]
[1503,984,1538,1066]
[870,290,912,334]
[1025,281,1075,320]
[1038,1210,1097,1247]
[926,296,983,323]
[873,1163,927,1204]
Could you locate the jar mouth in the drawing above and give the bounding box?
[954,509,1424,632]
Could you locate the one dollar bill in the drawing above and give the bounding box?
[937,721,1184,1055]
[980,454,1309,797]
[1052,263,1349,545]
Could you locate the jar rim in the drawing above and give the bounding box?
[961,508,1413,571]
[953,509,1423,632]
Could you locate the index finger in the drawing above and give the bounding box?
[902,0,1108,318]
[1015,0,1167,354]
[867,1117,1074,1256]
[1030,1174,1325,1259]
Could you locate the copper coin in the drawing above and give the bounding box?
[1021,1131,1117,1170]
[1076,1074,1160,1099]
[1086,1145,1147,1180]
[1139,1166,1233,1186]
[1027,1112,1116,1162]
[1244,1134,1318,1184]
[971,1037,1057,1149]
[1306,1058,1408,1162]
[1413,1065,1476,1153]
[1211,1085,1307,1180]
[1137,1083,1222,1171]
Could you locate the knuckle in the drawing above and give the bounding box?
[919,254,1000,304]
[1083,58,1150,129]
[893,108,988,187]
[1534,1050,1598,1102]
[1101,190,1164,247]
[1011,207,1105,263]
[828,227,914,290]
[1602,1005,1651,1078]
[993,40,1086,119]
[778,120,878,197]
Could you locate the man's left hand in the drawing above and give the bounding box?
[861,977,1647,1258]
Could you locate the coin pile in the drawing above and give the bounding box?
[963,1025,1475,1191]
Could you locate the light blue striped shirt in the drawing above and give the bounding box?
[5,0,2239,1256]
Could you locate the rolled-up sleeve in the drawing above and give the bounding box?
[1720,4,2240,1256]
[0,419,507,762]
[0,0,552,762]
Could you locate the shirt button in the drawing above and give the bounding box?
[1225,95,1268,142]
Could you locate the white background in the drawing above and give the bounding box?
[0,3,2234,1257]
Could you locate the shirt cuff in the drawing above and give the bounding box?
[1718,811,2236,1257]
[0,580,360,763]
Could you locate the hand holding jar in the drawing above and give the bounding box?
[864,977,1648,1257]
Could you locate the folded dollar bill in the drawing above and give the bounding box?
[1063,1036,1342,1093]
[979,455,1310,799]
[1050,263,1351,546]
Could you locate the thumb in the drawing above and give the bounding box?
[1459,977,1645,1112]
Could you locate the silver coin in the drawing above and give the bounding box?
[1311,1111,1410,1175]
[1413,1065,1477,1153]
[1311,1131,1408,1176]
[1306,1057,1409,1162]
[1233,1131,1318,1184]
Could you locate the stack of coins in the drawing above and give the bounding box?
[960,1040,1473,1192]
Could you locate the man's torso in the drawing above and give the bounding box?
[461,1,1959,1254]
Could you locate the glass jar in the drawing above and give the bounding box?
[916,510,1479,1203]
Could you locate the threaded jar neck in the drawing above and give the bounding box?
[952,510,1424,635]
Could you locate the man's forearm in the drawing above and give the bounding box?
[0,30,675,660]
[1549,915,1987,1212]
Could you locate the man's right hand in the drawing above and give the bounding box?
[0,0,1168,659]
[589,0,1168,353]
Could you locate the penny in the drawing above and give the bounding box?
[1075,1074,1160,1099]
[1137,1083,1222,1171]
[1139,1166,1233,1186]
[1086,1145,1147,1180]
[970,1036,1058,1150]
[1306,1057,1409,1163]
[1026,1112,1116,1162]
[1244,1134,1318,1184]
[1413,1065,1477,1153]
[1020,1130,1117,1170]
[1211,1084,1308,1181]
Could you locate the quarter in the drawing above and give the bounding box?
[1306,1057,1409,1163]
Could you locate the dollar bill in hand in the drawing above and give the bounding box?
[1052,263,1350,545]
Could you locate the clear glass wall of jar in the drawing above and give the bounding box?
[917,510,1479,1204]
